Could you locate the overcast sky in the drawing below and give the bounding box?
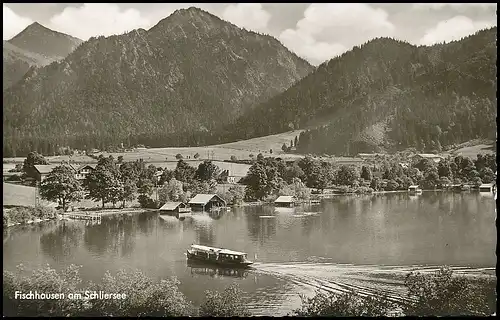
[3,3,497,65]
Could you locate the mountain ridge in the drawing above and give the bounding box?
[3,9,313,157]
[3,22,83,90]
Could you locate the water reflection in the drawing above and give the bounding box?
[246,206,277,243]
[83,215,135,257]
[40,221,84,259]
[187,260,250,278]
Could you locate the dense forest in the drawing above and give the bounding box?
[3,7,312,157]
[228,27,497,155]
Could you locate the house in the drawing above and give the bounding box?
[159,202,191,217]
[218,170,239,184]
[479,183,496,193]
[413,154,444,163]
[274,195,295,207]
[188,194,226,211]
[73,164,96,181]
[34,165,65,182]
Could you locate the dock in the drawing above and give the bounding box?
[63,212,102,222]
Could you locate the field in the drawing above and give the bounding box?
[449,141,496,159]
[2,182,137,209]
[2,183,57,208]
[3,130,305,165]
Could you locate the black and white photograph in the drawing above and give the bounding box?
[3,2,497,317]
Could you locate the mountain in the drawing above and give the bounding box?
[222,27,497,155]
[3,22,82,90]
[3,7,313,157]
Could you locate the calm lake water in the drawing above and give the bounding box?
[3,192,496,315]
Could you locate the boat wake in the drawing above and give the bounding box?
[247,261,495,310]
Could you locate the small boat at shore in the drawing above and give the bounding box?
[408,185,422,194]
[186,244,253,268]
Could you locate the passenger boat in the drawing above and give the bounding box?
[186,244,253,268]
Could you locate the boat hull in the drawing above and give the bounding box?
[186,251,253,268]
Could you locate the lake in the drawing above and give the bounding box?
[3,192,496,315]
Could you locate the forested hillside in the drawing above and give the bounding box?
[3,22,82,90]
[225,27,497,155]
[3,7,312,157]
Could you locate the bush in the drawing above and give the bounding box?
[199,283,251,317]
[138,195,158,209]
[291,290,395,317]
[3,265,194,317]
[354,186,374,194]
[403,266,496,316]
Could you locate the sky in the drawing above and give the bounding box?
[3,3,497,65]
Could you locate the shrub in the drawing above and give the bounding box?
[354,186,374,194]
[291,290,395,317]
[87,270,194,317]
[403,266,496,316]
[199,283,251,317]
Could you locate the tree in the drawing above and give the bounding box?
[84,158,122,208]
[479,167,495,183]
[269,149,273,154]
[292,178,310,200]
[226,185,245,205]
[249,154,254,160]
[360,166,372,181]
[422,169,439,189]
[284,163,305,184]
[336,165,359,187]
[174,160,196,183]
[39,165,83,212]
[121,179,137,208]
[22,151,48,179]
[194,153,200,159]
[282,143,288,152]
[158,178,184,203]
[195,161,221,181]
[230,155,237,162]
[175,153,183,160]
[257,153,264,161]
[117,156,124,164]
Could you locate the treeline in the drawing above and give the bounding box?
[3,265,495,316]
[33,151,243,210]
[242,153,497,200]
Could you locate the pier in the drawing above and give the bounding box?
[63,212,102,222]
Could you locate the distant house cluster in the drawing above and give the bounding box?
[34,164,97,182]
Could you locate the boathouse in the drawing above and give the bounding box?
[479,183,496,193]
[274,195,295,207]
[188,194,226,211]
[159,202,190,214]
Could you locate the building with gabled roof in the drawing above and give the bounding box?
[188,194,226,211]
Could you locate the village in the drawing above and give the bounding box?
[3,144,496,228]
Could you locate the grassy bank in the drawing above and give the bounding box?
[2,265,495,317]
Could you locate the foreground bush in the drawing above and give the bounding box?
[3,206,57,227]
[3,265,194,317]
[403,266,496,316]
[291,290,395,317]
[199,283,251,317]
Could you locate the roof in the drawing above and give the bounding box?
[416,154,443,158]
[275,196,295,203]
[76,164,97,171]
[190,244,246,256]
[479,183,496,188]
[408,185,420,188]
[188,194,225,205]
[34,164,67,174]
[159,202,184,210]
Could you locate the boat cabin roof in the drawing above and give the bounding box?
[190,244,246,256]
